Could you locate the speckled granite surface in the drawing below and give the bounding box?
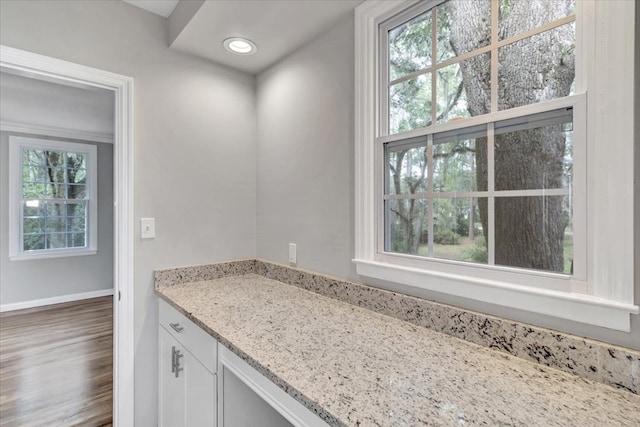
[155,259,640,395]
[154,259,257,286]
[156,274,640,427]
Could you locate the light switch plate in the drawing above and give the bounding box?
[140,217,155,239]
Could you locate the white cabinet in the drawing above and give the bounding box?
[158,297,329,427]
[184,350,216,426]
[159,327,185,426]
[158,299,217,427]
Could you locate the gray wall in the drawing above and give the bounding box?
[256,16,355,280]
[0,132,114,304]
[255,13,639,349]
[0,1,257,425]
[0,71,115,136]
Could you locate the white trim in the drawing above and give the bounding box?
[10,249,97,261]
[0,45,135,426]
[354,1,635,331]
[373,249,586,293]
[111,54,136,427]
[355,259,638,331]
[0,288,114,313]
[218,344,330,427]
[383,188,571,200]
[356,1,410,262]
[587,0,635,302]
[377,95,581,144]
[0,120,114,144]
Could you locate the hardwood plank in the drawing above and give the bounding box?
[0,296,113,426]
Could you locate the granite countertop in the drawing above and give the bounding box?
[156,273,640,427]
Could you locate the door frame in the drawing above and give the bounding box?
[0,45,135,425]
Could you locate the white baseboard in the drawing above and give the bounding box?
[0,288,114,312]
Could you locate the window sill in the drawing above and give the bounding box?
[353,258,639,332]
[10,249,97,261]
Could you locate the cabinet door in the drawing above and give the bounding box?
[185,350,216,426]
[159,326,186,427]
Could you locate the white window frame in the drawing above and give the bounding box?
[354,0,638,331]
[9,135,98,260]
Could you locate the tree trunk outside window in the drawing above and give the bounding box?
[449,0,574,272]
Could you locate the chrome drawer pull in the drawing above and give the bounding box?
[169,322,184,333]
[174,349,184,378]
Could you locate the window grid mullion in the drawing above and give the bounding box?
[430,9,437,126]
[380,24,390,137]
[383,142,391,252]
[383,188,570,200]
[427,134,434,257]
[487,122,496,265]
[490,0,499,113]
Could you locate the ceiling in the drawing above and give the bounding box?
[122,0,362,74]
[122,0,179,18]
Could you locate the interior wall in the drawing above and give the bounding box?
[256,15,356,280]
[0,71,115,136]
[0,1,257,424]
[255,11,639,349]
[0,132,114,305]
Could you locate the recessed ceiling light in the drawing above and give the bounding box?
[223,37,257,55]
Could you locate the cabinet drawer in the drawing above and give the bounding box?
[159,298,217,373]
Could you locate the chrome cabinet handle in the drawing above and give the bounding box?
[174,349,184,378]
[169,322,184,333]
[171,346,176,373]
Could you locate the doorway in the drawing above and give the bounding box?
[0,45,134,426]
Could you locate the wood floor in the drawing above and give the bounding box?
[0,296,113,427]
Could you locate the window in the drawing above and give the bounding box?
[355,0,637,330]
[384,109,576,274]
[9,136,97,260]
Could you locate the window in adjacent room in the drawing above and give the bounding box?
[9,136,97,260]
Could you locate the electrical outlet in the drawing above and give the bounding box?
[289,243,297,264]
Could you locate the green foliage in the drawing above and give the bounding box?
[389,10,432,79]
[464,235,488,263]
[498,0,513,21]
[433,228,460,245]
